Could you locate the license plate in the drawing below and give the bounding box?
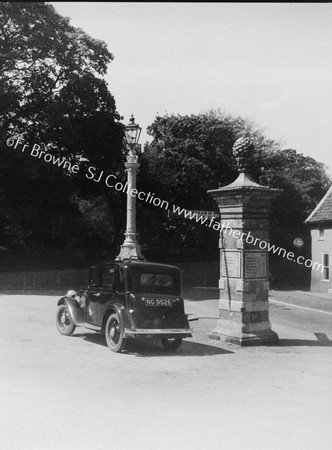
[144,298,173,307]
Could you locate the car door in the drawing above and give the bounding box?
[84,267,101,325]
[96,266,116,325]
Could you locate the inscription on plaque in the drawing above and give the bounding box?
[221,251,241,278]
[244,252,267,279]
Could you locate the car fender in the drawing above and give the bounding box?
[57,297,84,325]
[102,302,131,333]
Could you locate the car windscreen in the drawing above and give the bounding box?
[129,268,181,294]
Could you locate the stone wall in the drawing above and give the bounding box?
[0,261,219,292]
[0,257,310,293]
[0,269,89,293]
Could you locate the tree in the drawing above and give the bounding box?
[0,2,125,262]
[0,2,112,135]
[257,148,330,247]
[139,111,330,265]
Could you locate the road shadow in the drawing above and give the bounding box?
[278,334,332,347]
[277,340,332,347]
[73,332,105,346]
[71,331,332,349]
[73,332,233,356]
[132,339,233,357]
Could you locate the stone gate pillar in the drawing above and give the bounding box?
[208,137,281,346]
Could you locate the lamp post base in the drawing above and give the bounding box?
[116,241,144,261]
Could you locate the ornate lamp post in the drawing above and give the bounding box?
[116,115,144,261]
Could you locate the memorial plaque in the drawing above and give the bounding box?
[221,251,241,278]
[244,252,267,279]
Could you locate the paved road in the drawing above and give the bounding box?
[0,293,331,450]
[269,290,332,339]
[183,287,332,342]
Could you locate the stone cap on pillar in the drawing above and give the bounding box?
[208,136,282,199]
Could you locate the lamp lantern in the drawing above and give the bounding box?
[124,114,142,151]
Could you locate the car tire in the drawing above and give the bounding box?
[56,304,76,336]
[105,312,127,353]
[160,338,182,351]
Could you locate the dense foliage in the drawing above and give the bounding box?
[0,1,125,263]
[139,111,330,262]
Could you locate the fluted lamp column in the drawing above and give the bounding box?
[116,115,144,261]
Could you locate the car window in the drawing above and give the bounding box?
[89,268,99,287]
[129,267,181,294]
[117,267,125,292]
[140,273,174,287]
[102,268,115,288]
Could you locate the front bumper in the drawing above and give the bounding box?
[124,328,192,339]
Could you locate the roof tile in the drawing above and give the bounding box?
[306,185,332,223]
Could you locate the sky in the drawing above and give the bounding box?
[52,2,332,174]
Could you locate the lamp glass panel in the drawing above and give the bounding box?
[124,128,135,144]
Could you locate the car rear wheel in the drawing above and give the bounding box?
[56,304,76,336]
[161,338,182,351]
[105,312,127,353]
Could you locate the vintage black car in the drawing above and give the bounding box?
[56,260,192,352]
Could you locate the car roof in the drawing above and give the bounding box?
[91,260,180,272]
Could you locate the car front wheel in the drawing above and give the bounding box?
[56,304,76,336]
[105,312,127,353]
[161,338,182,351]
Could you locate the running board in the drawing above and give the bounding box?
[75,322,101,332]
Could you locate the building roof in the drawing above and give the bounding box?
[306,185,332,224]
